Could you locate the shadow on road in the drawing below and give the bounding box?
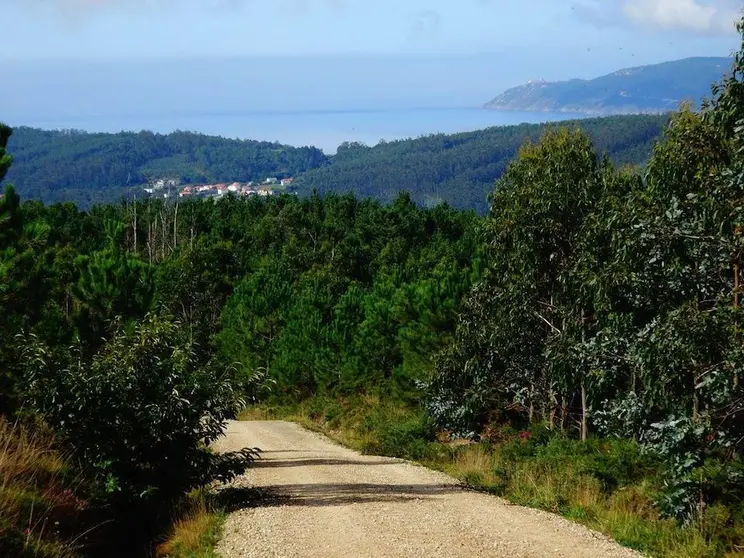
[252,457,400,468]
[254,449,315,454]
[215,482,462,511]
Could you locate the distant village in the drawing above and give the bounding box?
[143,177,295,200]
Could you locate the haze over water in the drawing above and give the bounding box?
[10,107,585,154]
[2,56,592,152]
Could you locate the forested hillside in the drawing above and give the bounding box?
[7,114,666,212]
[293,114,668,212]
[5,127,328,207]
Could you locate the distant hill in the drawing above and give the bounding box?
[293,114,669,213]
[484,57,731,116]
[4,127,328,207]
[2,115,667,212]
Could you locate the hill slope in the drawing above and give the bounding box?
[3,114,667,212]
[293,114,669,213]
[4,127,328,207]
[484,57,731,115]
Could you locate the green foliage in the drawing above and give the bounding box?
[73,219,154,345]
[154,238,238,355]
[0,124,12,185]
[0,183,54,414]
[369,414,438,461]
[21,314,257,504]
[214,193,481,399]
[218,255,295,392]
[2,22,744,556]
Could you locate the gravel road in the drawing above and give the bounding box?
[214,420,641,558]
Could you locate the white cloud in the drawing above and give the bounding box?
[623,0,739,34]
[574,0,741,35]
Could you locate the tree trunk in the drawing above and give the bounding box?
[735,261,740,387]
[133,197,138,254]
[560,396,567,434]
[161,207,166,261]
[190,207,195,251]
[581,383,588,442]
[149,214,155,265]
[528,382,535,423]
[548,388,557,430]
[173,195,179,251]
[580,309,588,442]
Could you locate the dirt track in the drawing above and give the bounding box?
[214,420,641,558]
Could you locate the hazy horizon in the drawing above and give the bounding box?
[1,1,741,151]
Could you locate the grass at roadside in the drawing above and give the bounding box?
[0,416,231,558]
[156,490,225,558]
[240,395,744,558]
[0,418,89,558]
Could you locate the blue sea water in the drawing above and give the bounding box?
[2,57,591,153]
[15,107,586,153]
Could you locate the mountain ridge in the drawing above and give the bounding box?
[484,57,732,116]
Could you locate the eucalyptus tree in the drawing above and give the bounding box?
[427,128,609,435]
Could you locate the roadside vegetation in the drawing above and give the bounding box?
[3,16,744,558]
[247,396,736,558]
[156,490,224,558]
[0,418,89,558]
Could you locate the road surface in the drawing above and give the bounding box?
[214,420,640,558]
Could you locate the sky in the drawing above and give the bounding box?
[1,0,743,148]
[1,0,741,62]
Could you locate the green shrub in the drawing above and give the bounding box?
[534,437,655,490]
[21,314,257,505]
[371,413,438,460]
[304,396,344,426]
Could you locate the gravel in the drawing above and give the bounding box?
[213,420,643,558]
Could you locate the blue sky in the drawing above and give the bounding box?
[2,0,741,62]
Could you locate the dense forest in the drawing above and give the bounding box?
[4,22,744,558]
[5,127,328,206]
[7,114,667,212]
[0,187,481,416]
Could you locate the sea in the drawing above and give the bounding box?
[1,56,595,153]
